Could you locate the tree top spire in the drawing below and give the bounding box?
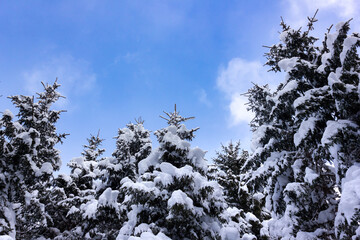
[160,104,195,126]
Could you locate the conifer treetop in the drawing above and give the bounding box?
[160,104,195,126]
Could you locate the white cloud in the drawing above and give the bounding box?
[217,58,278,126]
[217,59,262,96]
[229,94,254,125]
[197,88,211,107]
[282,0,360,29]
[23,54,96,106]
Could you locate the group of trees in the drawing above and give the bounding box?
[0,15,359,240]
[0,82,255,240]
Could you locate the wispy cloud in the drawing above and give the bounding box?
[217,58,278,126]
[197,88,211,107]
[281,0,360,29]
[23,54,96,107]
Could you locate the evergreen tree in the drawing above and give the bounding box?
[69,132,104,192]
[0,110,16,237]
[59,121,152,239]
[118,105,226,240]
[213,141,248,209]
[0,80,66,239]
[213,141,265,239]
[241,12,360,239]
[98,119,152,193]
[53,133,108,239]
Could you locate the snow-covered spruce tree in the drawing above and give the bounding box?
[213,141,248,209]
[317,21,360,239]
[0,81,67,239]
[98,119,152,193]
[60,121,152,239]
[241,13,360,239]
[69,132,104,192]
[50,132,105,239]
[286,19,360,239]
[118,105,226,240]
[0,110,16,237]
[211,141,262,239]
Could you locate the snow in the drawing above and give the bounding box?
[317,25,342,72]
[248,151,285,185]
[296,229,328,240]
[39,162,53,175]
[321,120,357,146]
[241,234,256,240]
[279,29,295,43]
[133,223,152,236]
[17,132,33,146]
[117,206,142,239]
[251,124,271,152]
[317,206,335,224]
[127,232,171,240]
[253,192,264,201]
[167,190,194,209]
[3,206,15,239]
[335,164,360,234]
[293,117,317,147]
[221,227,240,240]
[187,147,208,171]
[245,212,258,223]
[278,57,299,72]
[317,52,331,72]
[2,109,14,118]
[0,236,13,240]
[24,190,38,205]
[335,22,345,31]
[328,71,342,88]
[68,157,85,169]
[122,180,159,196]
[276,80,298,99]
[138,151,161,174]
[12,122,22,131]
[340,36,359,64]
[118,128,135,142]
[284,182,305,197]
[292,159,303,179]
[163,126,190,150]
[266,217,293,240]
[98,188,119,209]
[81,199,98,219]
[293,86,329,109]
[67,206,80,216]
[304,167,319,184]
[327,24,341,55]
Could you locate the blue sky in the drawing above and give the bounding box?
[1,0,359,174]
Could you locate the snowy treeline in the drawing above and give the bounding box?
[0,16,360,240]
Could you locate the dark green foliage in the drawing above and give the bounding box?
[243,14,360,239]
[98,121,152,192]
[119,106,225,240]
[0,81,66,239]
[213,141,248,208]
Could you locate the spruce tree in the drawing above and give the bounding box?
[0,110,16,237]
[0,80,66,239]
[53,133,107,239]
[212,141,263,239]
[98,119,152,193]
[213,141,248,209]
[242,13,359,239]
[60,121,153,239]
[118,105,226,240]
